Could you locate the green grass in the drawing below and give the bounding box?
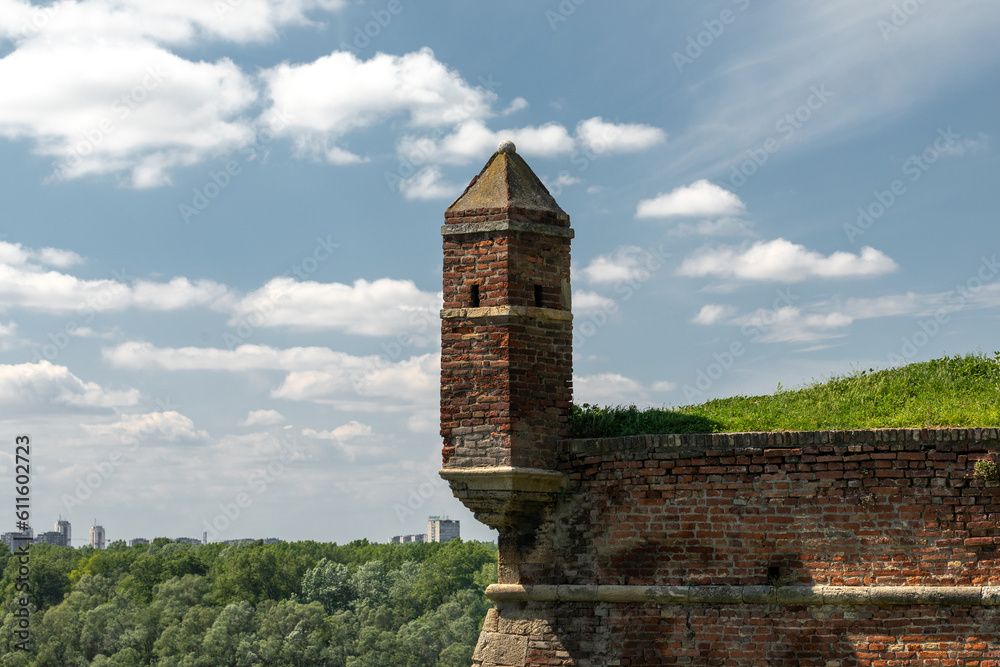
[570,352,1000,438]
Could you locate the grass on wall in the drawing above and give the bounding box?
[570,352,1000,438]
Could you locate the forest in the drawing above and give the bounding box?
[0,538,497,666]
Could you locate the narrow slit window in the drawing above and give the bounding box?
[534,284,543,308]
[471,284,480,308]
[767,566,780,583]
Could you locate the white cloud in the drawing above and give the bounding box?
[302,420,371,441]
[938,131,989,156]
[692,304,738,325]
[397,119,576,166]
[733,307,854,343]
[677,239,898,282]
[399,166,464,201]
[651,381,677,392]
[0,262,230,314]
[669,217,753,237]
[83,411,209,445]
[242,409,285,426]
[103,342,439,411]
[501,97,528,115]
[546,173,581,190]
[573,373,643,406]
[262,48,495,163]
[573,290,616,315]
[580,246,664,285]
[232,277,440,336]
[0,0,350,186]
[636,180,745,219]
[302,421,383,460]
[575,117,666,154]
[0,361,140,411]
[0,240,439,337]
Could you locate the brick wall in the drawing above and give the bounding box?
[471,428,1000,666]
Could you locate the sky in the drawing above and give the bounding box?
[1,0,999,546]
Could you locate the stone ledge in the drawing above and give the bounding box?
[439,467,566,529]
[441,306,572,322]
[563,428,1000,457]
[485,584,1000,606]
[442,220,574,239]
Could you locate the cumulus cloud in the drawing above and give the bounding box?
[580,246,667,285]
[302,421,383,460]
[573,290,616,315]
[231,277,440,336]
[0,0,349,186]
[575,117,666,154]
[732,307,854,343]
[83,411,209,445]
[396,120,575,166]
[103,342,438,411]
[692,304,738,325]
[668,217,754,237]
[241,409,285,426]
[677,239,898,282]
[262,48,495,163]
[636,180,746,219]
[0,361,140,411]
[0,240,440,337]
[398,167,464,201]
[573,373,642,406]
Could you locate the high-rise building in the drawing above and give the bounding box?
[36,531,68,547]
[129,538,149,547]
[1,528,32,553]
[90,523,105,550]
[427,517,460,543]
[55,518,71,546]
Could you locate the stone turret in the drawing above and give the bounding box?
[438,140,572,533]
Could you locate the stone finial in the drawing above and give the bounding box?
[497,139,516,154]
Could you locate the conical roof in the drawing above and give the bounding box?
[446,141,568,221]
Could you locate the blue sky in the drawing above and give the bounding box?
[1,0,998,545]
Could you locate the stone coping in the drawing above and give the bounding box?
[563,428,1000,457]
[441,306,572,322]
[486,584,1000,606]
[441,220,574,239]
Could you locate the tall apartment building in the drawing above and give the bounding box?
[90,523,105,550]
[36,531,68,547]
[55,518,71,546]
[427,517,459,543]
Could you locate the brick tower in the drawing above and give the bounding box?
[439,140,572,542]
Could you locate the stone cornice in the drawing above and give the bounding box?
[486,584,1000,606]
[441,220,575,239]
[441,306,572,322]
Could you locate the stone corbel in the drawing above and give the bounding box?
[438,466,566,529]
